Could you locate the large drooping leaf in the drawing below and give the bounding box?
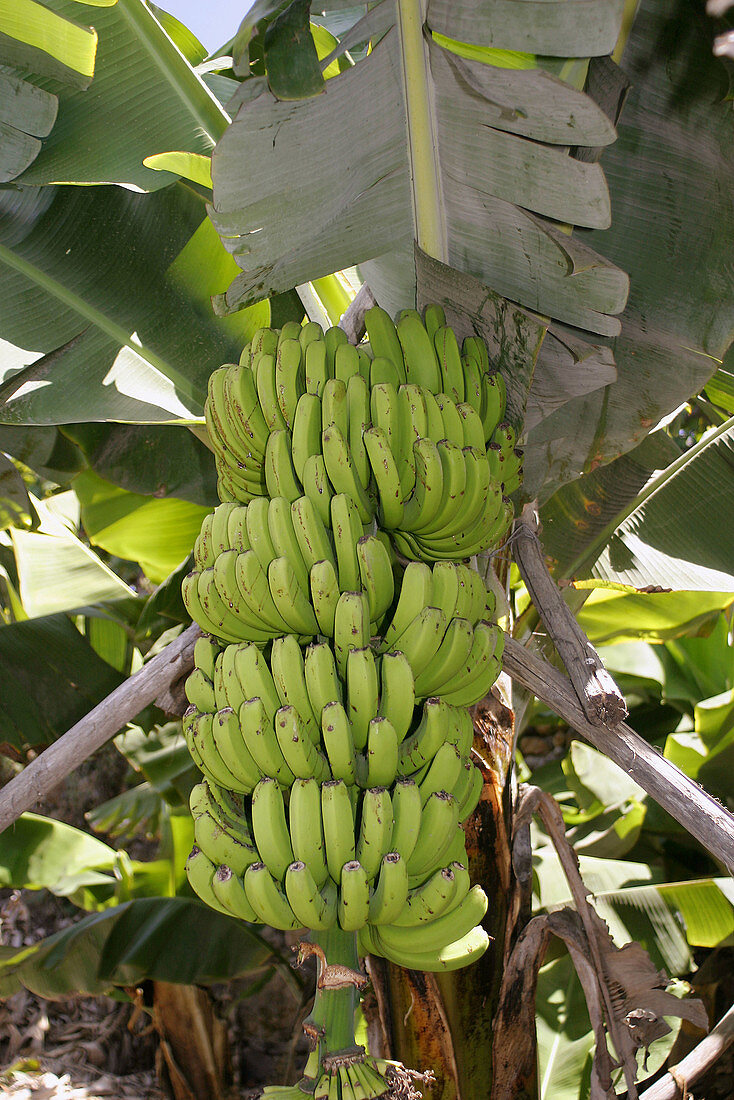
[0,812,118,896]
[540,430,681,577]
[0,613,123,751]
[572,418,734,591]
[575,588,734,646]
[0,183,264,425]
[0,897,277,1000]
[11,0,229,191]
[210,0,733,503]
[62,422,218,507]
[74,468,210,583]
[0,0,100,89]
[524,0,734,500]
[11,523,134,617]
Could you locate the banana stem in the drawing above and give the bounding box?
[308,927,361,1057]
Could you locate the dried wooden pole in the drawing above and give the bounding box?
[0,624,199,834]
[638,1001,734,1100]
[513,504,628,727]
[502,634,734,875]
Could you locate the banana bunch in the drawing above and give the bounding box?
[187,767,488,971]
[184,304,510,999]
[204,307,521,565]
[183,629,491,802]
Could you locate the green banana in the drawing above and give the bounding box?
[346,374,371,491]
[364,717,399,788]
[369,355,401,390]
[251,777,294,881]
[345,646,379,752]
[268,496,310,592]
[304,640,343,723]
[338,860,370,931]
[391,864,458,926]
[289,777,329,888]
[333,590,371,679]
[285,860,337,930]
[268,556,320,637]
[356,535,395,625]
[254,352,286,432]
[210,707,263,791]
[398,697,456,775]
[291,393,323,484]
[386,605,447,680]
[439,620,504,706]
[265,429,303,502]
[334,341,361,385]
[299,321,324,352]
[433,325,464,404]
[186,846,232,916]
[233,643,281,721]
[185,667,217,713]
[423,303,446,340]
[235,549,293,635]
[324,325,348,371]
[363,426,403,530]
[309,558,340,636]
[244,862,301,929]
[321,700,359,785]
[238,697,296,787]
[367,852,409,925]
[291,495,335,572]
[435,392,465,447]
[193,809,258,876]
[380,561,433,651]
[321,778,356,883]
[211,864,260,922]
[396,311,441,392]
[456,402,485,451]
[274,338,305,428]
[389,777,422,863]
[364,306,406,383]
[377,650,415,743]
[330,493,363,592]
[370,923,490,973]
[322,424,374,523]
[321,377,349,438]
[356,786,393,879]
[413,617,474,698]
[417,741,463,806]
[270,633,320,744]
[275,705,330,782]
[406,790,460,879]
[305,338,330,397]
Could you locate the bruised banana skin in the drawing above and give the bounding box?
[185,311,513,982]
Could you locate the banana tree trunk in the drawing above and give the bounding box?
[369,682,524,1098]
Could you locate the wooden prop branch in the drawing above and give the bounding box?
[502,634,734,875]
[0,624,199,835]
[513,504,628,727]
[638,1001,734,1100]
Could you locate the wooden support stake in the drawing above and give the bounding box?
[0,624,199,834]
[502,633,734,875]
[513,504,628,728]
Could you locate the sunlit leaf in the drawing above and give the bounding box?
[74,468,209,583]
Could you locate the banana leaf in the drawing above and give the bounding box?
[0,612,123,751]
[0,897,277,1000]
[11,0,228,190]
[0,0,101,90]
[543,418,734,590]
[74,468,210,584]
